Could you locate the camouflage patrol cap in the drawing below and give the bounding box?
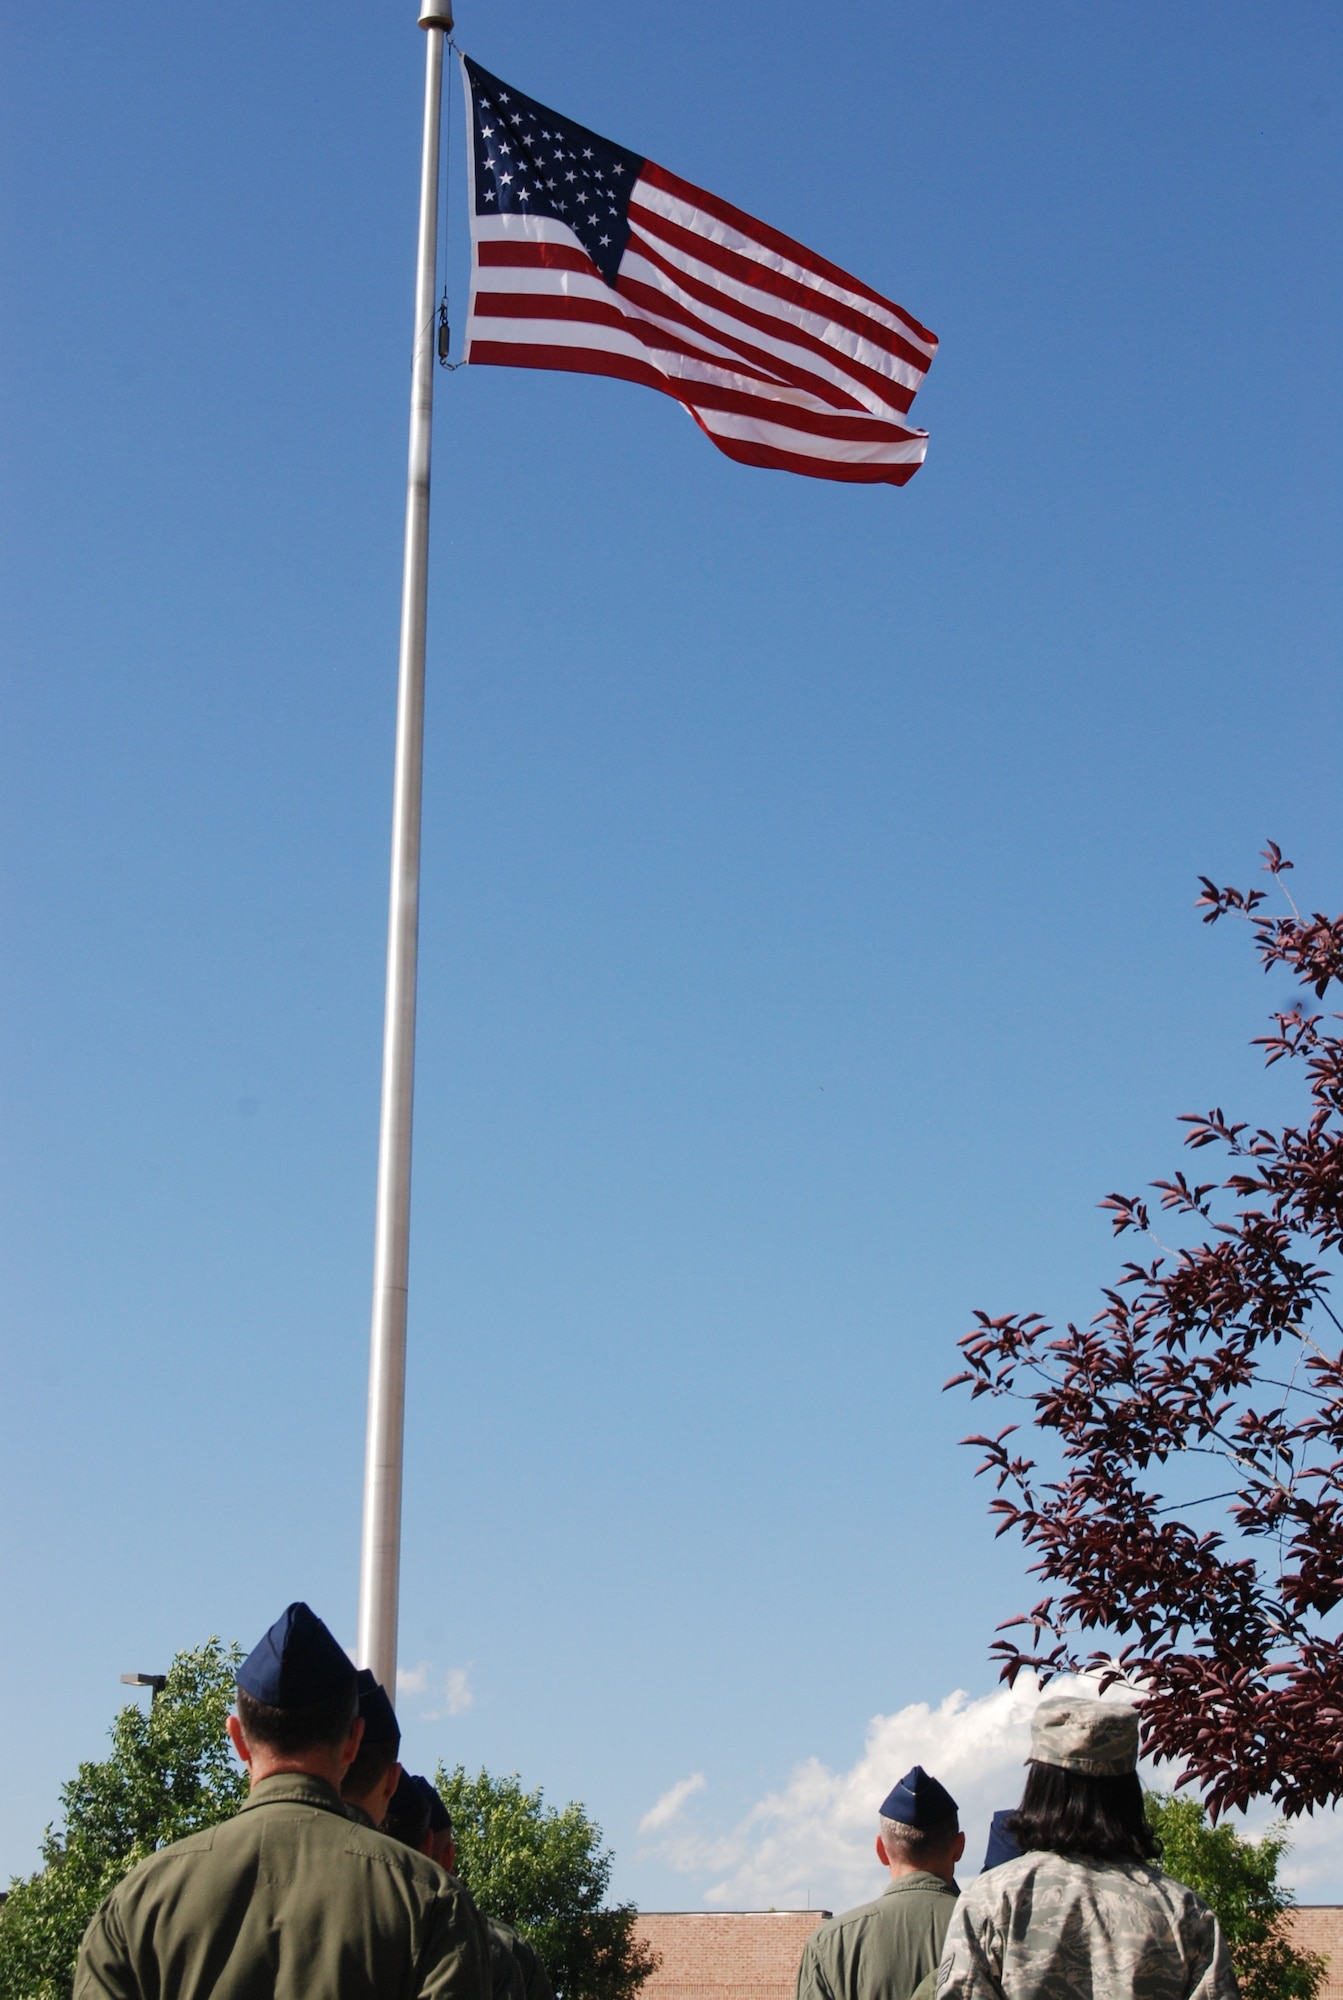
[1028,1696,1139,1775]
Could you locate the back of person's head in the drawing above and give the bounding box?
[1012,1697,1158,1865]
[384,1769,434,1850]
[422,1782,452,1837]
[878,1811,960,1866]
[236,1685,360,1754]
[342,1670,402,1800]
[877,1766,960,1865]
[234,1602,359,1755]
[413,1777,454,1867]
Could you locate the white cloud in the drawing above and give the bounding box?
[641,1773,707,1833]
[396,1662,474,1718]
[1232,1799,1343,1904]
[444,1667,474,1717]
[640,1674,1343,1911]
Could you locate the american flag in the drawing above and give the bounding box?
[460,57,938,486]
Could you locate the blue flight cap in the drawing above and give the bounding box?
[413,1774,452,1834]
[878,1765,958,1828]
[981,1809,1021,1871]
[237,1602,356,1709]
[385,1768,433,1848]
[355,1668,401,1749]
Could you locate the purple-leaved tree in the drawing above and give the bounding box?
[950,848,1343,1816]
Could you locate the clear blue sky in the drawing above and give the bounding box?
[3,0,1342,1908]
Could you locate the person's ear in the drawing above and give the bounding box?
[875,1834,890,1868]
[447,1839,457,1874]
[226,1714,252,1768]
[337,1715,366,1776]
[379,1760,404,1816]
[952,1831,966,1864]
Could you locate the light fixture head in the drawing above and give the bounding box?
[120,1672,168,1695]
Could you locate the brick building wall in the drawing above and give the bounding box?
[632,1912,830,2000]
[635,1906,1343,2000]
[1287,1910,1343,2000]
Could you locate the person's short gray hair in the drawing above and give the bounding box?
[879,1811,959,1859]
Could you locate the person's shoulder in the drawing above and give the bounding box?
[956,1851,1065,1913]
[815,1888,913,1937]
[882,1874,958,1899]
[1137,1865,1218,1922]
[1076,1859,1220,1938]
[1056,1855,1194,1905]
[95,1819,236,1915]
[125,1818,234,1876]
[964,1852,1183,1905]
[967,1840,1039,1888]
[340,1820,457,1890]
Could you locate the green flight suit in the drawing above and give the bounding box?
[796,1875,961,2000]
[74,1771,492,2000]
[508,1929,556,2000]
[486,1918,557,2000]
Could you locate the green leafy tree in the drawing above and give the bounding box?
[1146,1793,1326,2000]
[434,1766,657,2000]
[0,1639,245,2000]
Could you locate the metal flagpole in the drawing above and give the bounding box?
[357,0,454,1696]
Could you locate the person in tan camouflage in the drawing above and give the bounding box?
[935,1697,1240,2000]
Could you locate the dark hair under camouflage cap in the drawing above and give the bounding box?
[1028,1696,1139,1775]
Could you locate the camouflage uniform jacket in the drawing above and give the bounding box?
[936,1851,1240,2000]
[74,1771,492,2000]
[797,1875,961,2000]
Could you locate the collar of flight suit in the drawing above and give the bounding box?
[237,1771,356,1818]
[881,1873,959,1897]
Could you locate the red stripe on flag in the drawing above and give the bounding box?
[469,320,922,445]
[476,242,904,416]
[688,421,924,485]
[637,159,938,352]
[630,200,933,383]
[615,276,867,408]
[474,288,809,397]
[621,231,915,414]
[617,309,820,395]
[476,239,598,276]
[465,340,672,399]
[473,289,633,333]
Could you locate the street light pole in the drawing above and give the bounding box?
[357,0,453,1698]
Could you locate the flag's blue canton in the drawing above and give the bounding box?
[465,57,644,288]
